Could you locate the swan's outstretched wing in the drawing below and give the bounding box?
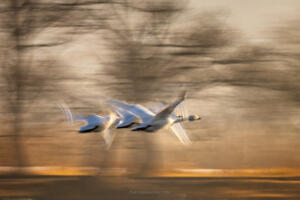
[58,104,103,133]
[112,105,136,128]
[150,101,191,145]
[102,128,115,150]
[154,91,186,120]
[149,101,184,120]
[58,104,88,125]
[175,101,189,118]
[105,98,154,123]
[113,106,129,118]
[170,123,192,145]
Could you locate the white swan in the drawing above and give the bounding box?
[148,101,193,145]
[105,92,201,145]
[111,105,137,128]
[58,104,117,150]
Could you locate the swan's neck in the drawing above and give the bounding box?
[174,117,189,124]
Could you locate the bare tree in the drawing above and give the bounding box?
[90,0,235,173]
[0,0,105,168]
[98,1,235,101]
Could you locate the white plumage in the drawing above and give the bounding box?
[105,92,201,145]
[58,104,117,150]
[58,92,201,147]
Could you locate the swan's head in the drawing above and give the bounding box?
[188,115,201,121]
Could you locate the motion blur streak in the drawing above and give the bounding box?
[1,0,300,199]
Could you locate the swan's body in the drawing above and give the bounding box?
[58,104,117,149]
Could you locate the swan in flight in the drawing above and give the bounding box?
[105,92,201,145]
[58,104,117,150]
[112,105,137,128]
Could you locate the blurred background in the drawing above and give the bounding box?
[1,0,300,199]
[1,0,300,171]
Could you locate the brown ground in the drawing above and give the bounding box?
[1,175,300,200]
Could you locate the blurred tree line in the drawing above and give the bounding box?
[0,0,110,167]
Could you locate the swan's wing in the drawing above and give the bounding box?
[127,104,155,123]
[86,115,102,126]
[102,128,116,150]
[170,123,192,145]
[106,98,154,123]
[148,101,168,114]
[112,106,126,118]
[149,101,181,120]
[109,105,136,127]
[154,92,186,120]
[175,101,189,118]
[112,105,136,119]
[58,104,88,125]
[116,115,136,128]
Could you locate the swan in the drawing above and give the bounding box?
[105,92,201,145]
[111,105,137,128]
[58,104,117,150]
[148,101,194,145]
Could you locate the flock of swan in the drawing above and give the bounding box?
[58,92,201,149]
